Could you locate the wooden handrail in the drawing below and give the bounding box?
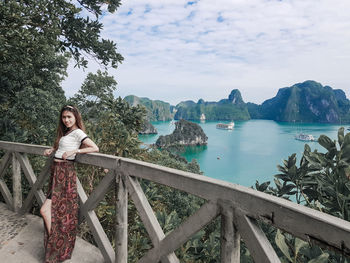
[1,140,350,262]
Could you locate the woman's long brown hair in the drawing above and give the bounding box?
[53,105,86,150]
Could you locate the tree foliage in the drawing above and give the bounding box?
[0,0,124,144]
[255,127,350,262]
[1,0,123,70]
[69,70,145,157]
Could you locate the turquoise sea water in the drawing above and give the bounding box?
[139,120,346,188]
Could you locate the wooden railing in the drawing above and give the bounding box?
[1,140,350,263]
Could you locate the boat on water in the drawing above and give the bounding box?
[216,122,234,130]
[294,133,316,142]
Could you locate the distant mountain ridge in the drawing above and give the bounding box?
[125,80,350,124]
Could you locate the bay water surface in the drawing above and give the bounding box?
[139,120,346,188]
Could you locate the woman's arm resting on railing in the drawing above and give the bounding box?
[62,138,99,160]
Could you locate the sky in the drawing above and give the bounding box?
[62,0,350,106]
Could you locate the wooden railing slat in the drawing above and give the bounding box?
[138,201,220,263]
[77,178,115,263]
[12,153,22,212]
[75,153,119,170]
[0,179,13,209]
[0,152,11,178]
[15,153,46,211]
[19,156,53,213]
[0,151,13,208]
[14,153,36,184]
[220,202,240,263]
[126,175,165,243]
[125,175,179,263]
[234,208,280,263]
[115,174,128,263]
[0,141,48,156]
[79,169,116,224]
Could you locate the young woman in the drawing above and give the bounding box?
[41,105,99,263]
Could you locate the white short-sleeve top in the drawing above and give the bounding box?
[54,129,88,161]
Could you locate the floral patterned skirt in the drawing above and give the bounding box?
[44,161,79,263]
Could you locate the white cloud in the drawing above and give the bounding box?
[62,0,350,105]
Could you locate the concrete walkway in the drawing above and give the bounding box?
[0,203,104,263]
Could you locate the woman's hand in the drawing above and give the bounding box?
[44,148,54,156]
[62,150,76,160]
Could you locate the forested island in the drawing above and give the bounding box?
[155,119,208,148]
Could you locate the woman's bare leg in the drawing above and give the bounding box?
[40,199,52,234]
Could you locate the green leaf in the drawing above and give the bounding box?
[308,253,329,263]
[344,132,350,147]
[318,135,336,152]
[255,180,270,192]
[275,229,293,262]
[304,144,311,153]
[338,127,345,147]
[294,238,308,258]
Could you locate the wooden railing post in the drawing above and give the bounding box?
[115,173,128,263]
[12,152,22,212]
[220,203,240,262]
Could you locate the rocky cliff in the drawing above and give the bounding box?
[248,80,350,123]
[174,89,250,121]
[155,119,208,148]
[139,120,158,135]
[124,95,174,121]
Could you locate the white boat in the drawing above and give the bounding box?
[294,133,316,142]
[200,113,206,122]
[216,122,234,130]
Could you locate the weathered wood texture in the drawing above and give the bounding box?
[0,152,13,209]
[220,203,240,263]
[115,174,128,263]
[139,201,220,263]
[234,208,281,263]
[1,140,350,263]
[12,153,22,212]
[77,178,115,263]
[79,169,116,223]
[125,175,179,263]
[16,153,52,213]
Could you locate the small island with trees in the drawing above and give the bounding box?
[155,119,208,148]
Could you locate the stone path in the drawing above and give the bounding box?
[0,202,29,249]
[0,202,104,263]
